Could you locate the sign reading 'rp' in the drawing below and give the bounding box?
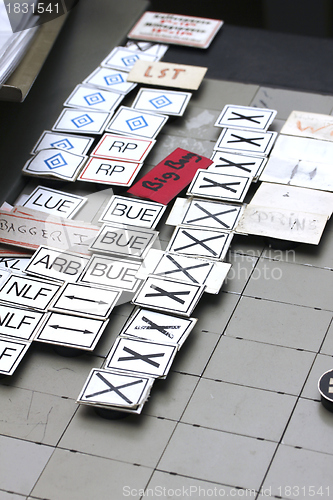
[127,148,213,205]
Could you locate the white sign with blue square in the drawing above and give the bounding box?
[132,88,192,116]
[22,149,87,181]
[83,67,137,94]
[32,131,94,156]
[101,47,158,72]
[105,106,168,139]
[53,109,111,135]
[64,84,124,113]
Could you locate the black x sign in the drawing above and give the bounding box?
[228,133,264,147]
[86,372,143,404]
[145,284,190,304]
[187,203,237,229]
[199,176,241,193]
[118,346,165,368]
[157,254,210,283]
[174,230,225,257]
[214,156,255,174]
[228,111,264,124]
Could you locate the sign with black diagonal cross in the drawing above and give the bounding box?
[132,276,205,316]
[119,307,197,348]
[166,226,233,260]
[209,151,267,180]
[105,337,178,378]
[187,170,252,203]
[214,105,277,131]
[166,198,243,231]
[77,368,154,413]
[214,128,277,156]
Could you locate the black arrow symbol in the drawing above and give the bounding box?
[65,295,108,305]
[49,324,94,334]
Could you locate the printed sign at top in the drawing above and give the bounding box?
[128,148,213,205]
[128,11,223,49]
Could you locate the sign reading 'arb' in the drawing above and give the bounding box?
[128,148,213,205]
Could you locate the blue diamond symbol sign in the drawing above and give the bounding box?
[104,73,124,86]
[50,138,74,151]
[71,114,94,128]
[126,115,148,131]
[84,92,106,106]
[150,95,172,109]
[121,54,139,67]
[44,153,68,170]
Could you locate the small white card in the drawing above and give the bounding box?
[0,304,44,341]
[83,67,137,94]
[32,131,94,156]
[0,338,30,376]
[99,195,166,229]
[53,109,111,135]
[215,128,277,156]
[25,246,90,283]
[101,47,158,72]
[0,257,31,273]
[210,151,267,180]
[166,226,233,260]
[137,249,231,294]
[215,105,277,131]
[120,307,197,347]
[105,106,168,139]
[0,274,61,311]
[50,283,121,319]
[79,255,142,292]
[132,276,205,317]
[90,223,158,260]
[166,197,243,231]
[91,133,155,163]
[35,312,108,351]
[64,84,124,113]
[280,110,333,142]
[22,149,87,181]
[105,337,178,378]
[131,88,192,116]
[77,368,154,412]
[78,157,142,187]
[187,170,252,203]
[22,186,87,219]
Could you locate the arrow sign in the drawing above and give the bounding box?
[64,295,108,305]
[35,312,109,351]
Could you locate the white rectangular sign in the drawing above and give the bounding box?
[32,131,94,156]
[64,84,124,113]
[0,274,61,311]
[83,67,137,94]
[187,170,252,203]
[0,304,44,341]
[166,197,243,231]
[89,223,158,259]
[210,151,267,180]
[101,47,158,72]
[50,282,121,319]
[0,257,31,273]
[215,105,277,131]
[120,307,197,348]
[99,196,166,229]
[79,255,142,292]
[22,186,87,219]
[166,226,233,260]
[132,88,192,116]
[132,276,205,317]
[105,337,178,378]
[53,109,111,135]
[105,106,168,139]
[91,134,156,163]
[25,246,90,283]
[22,149,87,181]
[78,157,142,187]
[215,128,277,156]
[0,338,30,376]
[35,312,108,351]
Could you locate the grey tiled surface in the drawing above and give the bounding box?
[1,49,333,500]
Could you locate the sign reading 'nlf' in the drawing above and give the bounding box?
[128,148,213,204]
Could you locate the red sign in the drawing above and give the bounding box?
[127,148,213,204]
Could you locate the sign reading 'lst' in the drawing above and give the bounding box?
[128,148,213,205]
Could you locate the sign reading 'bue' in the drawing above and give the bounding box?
[128,148,213,204]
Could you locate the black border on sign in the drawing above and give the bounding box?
[83,67,137,95]
[105,106,168,140]
[35,312,108,350]
[101,47,158,71]
[23,149,87,181]
[182,198,242,230]
[132,276,205,316]
[105,336,178,378]
[31,130,94,156]
[52,109,111,135]
[0,338,30,376]
[152,252,215,286]
[131,88,192,116]
[0,303,44,341]
[187,170,252,202]
[215,105,277,131]
[99,195,166,229]
[210,151,267,179]
[64,84,124,113]
[215,128,277,156]
[22,186,87,219]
